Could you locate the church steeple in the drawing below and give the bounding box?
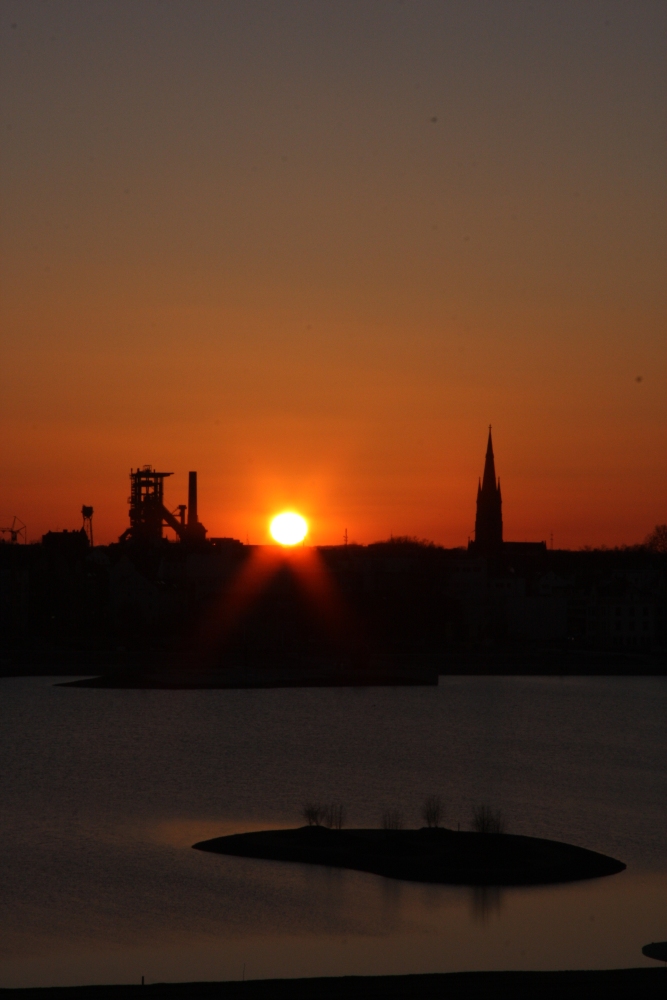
[482,427,497,493]
[473,426,503,553]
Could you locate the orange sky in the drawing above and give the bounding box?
[1,1,665,547]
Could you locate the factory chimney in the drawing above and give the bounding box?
[187,472,198,528]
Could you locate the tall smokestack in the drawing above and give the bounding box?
[187,471,198,527]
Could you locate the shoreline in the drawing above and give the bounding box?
[1,969,665,998]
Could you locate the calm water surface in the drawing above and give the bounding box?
[1,675,665,987]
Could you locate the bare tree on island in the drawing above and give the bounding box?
[472,804,506,835]
[302,802,345,829]
[421,795,444,828]
[303,803,323,826]
[381,807,404,830]
[322,802,346,830]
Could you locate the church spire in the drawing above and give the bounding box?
[473,426,503,553]
[481,425,497,493]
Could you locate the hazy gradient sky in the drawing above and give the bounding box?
[1,0,665,546]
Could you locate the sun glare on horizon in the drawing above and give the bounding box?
[270,512,308,546]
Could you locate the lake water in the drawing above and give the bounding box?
[1,675,665,988]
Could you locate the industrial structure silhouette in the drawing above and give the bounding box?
[119,468,207,545]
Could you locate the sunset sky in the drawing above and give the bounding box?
[1,0,665,547]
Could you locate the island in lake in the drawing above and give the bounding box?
[193,826,625,887]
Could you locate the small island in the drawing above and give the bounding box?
[193,825,625,887]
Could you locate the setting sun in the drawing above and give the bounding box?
[270,512,308,546]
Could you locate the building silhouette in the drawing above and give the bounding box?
[473,427,503,554]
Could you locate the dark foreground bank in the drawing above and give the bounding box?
[1,970,665,999]
[59,660,439,688]
[5,645,663,684]
[193,826,625,886]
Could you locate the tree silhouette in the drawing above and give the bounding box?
[645,525,667,553]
